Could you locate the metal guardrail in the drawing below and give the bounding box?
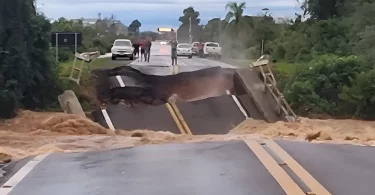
[250,56,299,122]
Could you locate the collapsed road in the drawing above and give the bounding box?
[2,42,375,195]
[91,42,288,134]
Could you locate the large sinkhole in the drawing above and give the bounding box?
[93,65,237,106]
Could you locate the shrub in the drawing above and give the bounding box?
[284,54,371,117]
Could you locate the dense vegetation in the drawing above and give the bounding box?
[0,1,147,118]
[0,0,59,118]
[1,0,375,119]
[180,0,375,119]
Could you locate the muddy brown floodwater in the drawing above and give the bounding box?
[0,110,375,163]
[152,67,235,102]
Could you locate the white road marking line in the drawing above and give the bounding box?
[178,60,188,66]
[170,65,173,74]
[0,153,51,194]
[227,90,249,118]
[101,109,115,131]
[172,65,179,74]
[116,75,125,87]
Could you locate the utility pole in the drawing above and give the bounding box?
[189,16,192,44]
[218,17,225,44]
[260,8,269,56]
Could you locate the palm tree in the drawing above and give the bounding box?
[225,2,246,24]
[224,2,252,50]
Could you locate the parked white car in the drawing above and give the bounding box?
[203,42,221,59]
[177,43,193,58]
[111,39,134,60]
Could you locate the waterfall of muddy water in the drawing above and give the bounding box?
[151,67,235,102]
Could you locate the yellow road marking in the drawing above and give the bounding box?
[265,140,332,195]
[169,102,192,135]
[244,140,305,195]
[165,103,186,134]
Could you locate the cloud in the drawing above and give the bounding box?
[36,0,301,30]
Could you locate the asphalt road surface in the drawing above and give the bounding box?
[129,42,235,75]
[2,140,375,195]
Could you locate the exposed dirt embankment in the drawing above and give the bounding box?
[0,110,374,162]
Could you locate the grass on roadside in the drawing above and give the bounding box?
[273,61,297,75]
[51,57,133,112]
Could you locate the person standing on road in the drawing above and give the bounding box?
[170,39,178,65]
[140,38,146,62]
[132,39,140,59]
[198,41,204,58]
[145,37,152,62]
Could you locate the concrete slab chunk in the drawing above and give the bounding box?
[175,95,246,135]
[92,104,181,134]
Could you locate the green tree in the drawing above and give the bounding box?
[177,7,202,42]
[225,2,246,24]
[299,0,345,20]
[203,18,225,42]
[222,2,254,57]
[129,19,141,35]
[0,0,58,118]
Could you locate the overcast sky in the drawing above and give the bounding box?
[36,0,302,31]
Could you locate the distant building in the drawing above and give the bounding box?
[71,18,98,27]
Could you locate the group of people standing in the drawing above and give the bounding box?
[132,37,152,62]
[132,38,203,66]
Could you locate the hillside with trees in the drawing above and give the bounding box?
[193,0,375,119]
[0,0,59,118]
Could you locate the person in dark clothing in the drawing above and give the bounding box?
[170,40,178,65]
[145,38,152,62]
[132,42,140,58]
[140,39,146,61]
